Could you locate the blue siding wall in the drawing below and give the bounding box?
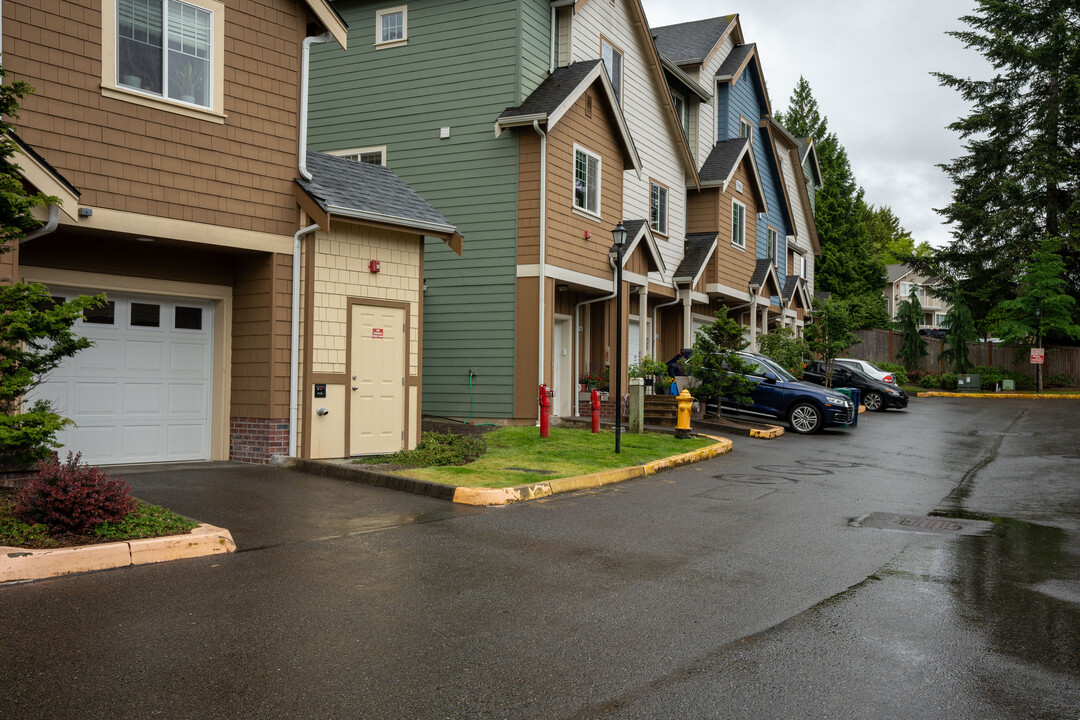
[718,61,791,300]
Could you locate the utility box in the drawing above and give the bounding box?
[1002,379,1016,391]
[957,374,981,391]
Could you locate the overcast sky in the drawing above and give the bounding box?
[641,0,994,249]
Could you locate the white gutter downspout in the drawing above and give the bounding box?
[289,222,320,457]
[549,5,556,73]
[573,254,619,417]
[533,120,547,401]
[299,33,333,181]
[21,205,59,244]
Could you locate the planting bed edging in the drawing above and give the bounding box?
[918,391,1080,399]
[1,523,236,584]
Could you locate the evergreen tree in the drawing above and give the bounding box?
[932,0,1080,326]
[994,237,1080,346]
[803,297,858,386]
[941,287,979,373]
[777,78,887,319]
[686,307,755,411]
[895,288,928,370]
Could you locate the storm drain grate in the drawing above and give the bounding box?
[856,512,992,535]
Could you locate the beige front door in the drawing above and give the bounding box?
[350,303,406,455]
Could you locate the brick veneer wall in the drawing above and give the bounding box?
[577,396,627,420]
[230,417,289,464]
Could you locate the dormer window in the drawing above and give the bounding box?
[670,90,688,137]
[740,118,753,146]
[601,38,623,102]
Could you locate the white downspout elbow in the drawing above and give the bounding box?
[299,33,333,181]
[289,223,320,457]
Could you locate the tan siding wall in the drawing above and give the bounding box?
[543,85,625,277]
[625,245,648,276]
[0,243,18,284]
[231,255,275,417]
[4,0,304,237]
[714,161,759,288]
[308,225,422,377]
[687,188,718,234]
[517,131,542,265]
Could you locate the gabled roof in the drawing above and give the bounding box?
[886,263,914,283]
[698,138,767,209]
[621,219,665,275]
[715,43,772,115]
[303,0,348,50]
[494,60,642,176]
[295,151,462,253]
[783,275,812,311]
[651,15,738,67]
[749,258,783,297]
[673,232,717,286]
[766,118,820,255]
[9,132,81,221]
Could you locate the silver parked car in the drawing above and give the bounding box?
[834,358,897,385]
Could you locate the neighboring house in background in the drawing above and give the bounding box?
[885,264,951,329]
[308,0,697,422]
[4,0,459,464]
[652,15,820,347]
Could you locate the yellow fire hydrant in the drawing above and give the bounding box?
[675,388,694,439]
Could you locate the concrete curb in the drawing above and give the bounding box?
[918,391,1080,399]
[1,523,236,584]
[288,435,734,508]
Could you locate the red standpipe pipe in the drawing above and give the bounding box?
[539,384,551,439]
[590,389,601,433]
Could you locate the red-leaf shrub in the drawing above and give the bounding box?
[15,452,136,535]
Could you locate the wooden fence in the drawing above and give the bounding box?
[845,329,1080,385]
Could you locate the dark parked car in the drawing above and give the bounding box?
[719,352,857,434]
[802,361,909,411]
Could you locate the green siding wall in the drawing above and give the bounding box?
[308,0,552,419]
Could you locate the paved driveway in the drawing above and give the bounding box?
[115,461,483,550]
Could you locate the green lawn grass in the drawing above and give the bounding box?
[392,426,714,489]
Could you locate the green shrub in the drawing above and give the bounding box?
[1046,373,1073,388]
[93,501,197,540]
[353,431,486,467]
[919,375,939,389]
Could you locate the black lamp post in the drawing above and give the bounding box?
[611,222,627,453]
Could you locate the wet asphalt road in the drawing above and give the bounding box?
[1,397,1078,719]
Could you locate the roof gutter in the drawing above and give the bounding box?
[323,204,459,238]
[299,33,333,181]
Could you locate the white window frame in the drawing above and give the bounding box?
[766,226,778,261]
[670,90,688,137]
[328,146,387,166]
[375,5,408,48]
[650,181,668,236]
[740,117,754,146]
[573,145,602,219]
[731,199,746,249]
[601,37,623,102]
[101,0,225,122]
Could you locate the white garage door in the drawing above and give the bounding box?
[31,290,213,465]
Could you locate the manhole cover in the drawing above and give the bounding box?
[856,512,993,535]
[503,467,555,475]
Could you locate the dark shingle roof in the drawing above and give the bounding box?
[749,258,773,288]
[699,138,748,184]
[886,263,912,283]
[297,151,456,231]
[795,137,809,160]
[651,15,736,65]
[674,233,718,281]
[622,219,648,243]
[783,275,800,303]
[716,43,755,78]
[9,131,80,198]
[498,61,602,121]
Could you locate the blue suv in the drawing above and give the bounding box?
[722,352,856,434]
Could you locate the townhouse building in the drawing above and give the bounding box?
[3,0,459,464]
[885,264,951,329]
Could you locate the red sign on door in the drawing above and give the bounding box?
[1030,347,1044,364]
[372,328,384,339]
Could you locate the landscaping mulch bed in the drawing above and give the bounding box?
[421,418,500,438]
